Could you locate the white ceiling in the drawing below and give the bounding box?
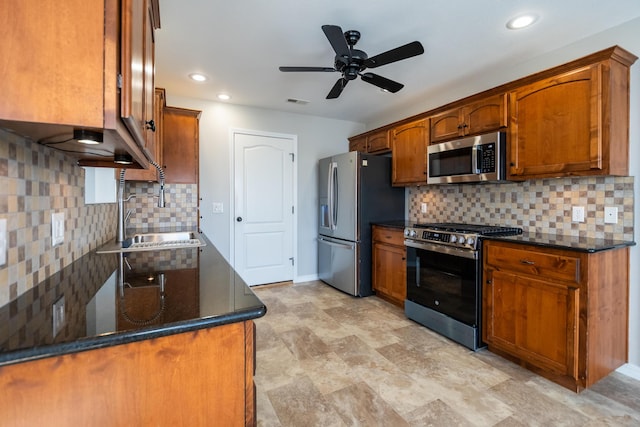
[155,0,640,126]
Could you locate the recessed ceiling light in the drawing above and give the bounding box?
[188,73,208,82]
[506,14,538,30]
[217,93,231,101]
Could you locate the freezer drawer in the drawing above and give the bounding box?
[318,236,359,296]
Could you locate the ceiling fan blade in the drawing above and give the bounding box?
[279,66,335,72]
[322,25,350,58]
[364,41,424,68]
[327,78,348,99]
[360,73,404,93]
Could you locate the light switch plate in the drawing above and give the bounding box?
[604,206,618,224]
[0,218,6,266]
[420,203,428,213]
[212,202,224,214]
[52,212,65,246]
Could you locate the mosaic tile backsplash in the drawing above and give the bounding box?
[124,182,199,231]
[0,129,200,308]
[409,176,634,241]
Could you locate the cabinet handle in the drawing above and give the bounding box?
[401,257,406,261]
[520,259,535,265]
[486,279,492,284]
[145,119,156,132]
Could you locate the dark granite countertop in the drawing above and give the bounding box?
[373,220,635,252]
[0,232,266,367]
[482,232,635,253]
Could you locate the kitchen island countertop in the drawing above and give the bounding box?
[0,232,266,367]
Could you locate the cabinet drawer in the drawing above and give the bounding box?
[485,244,581,285]
[372,226,404,246]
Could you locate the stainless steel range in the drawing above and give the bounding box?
[404,222,522,350]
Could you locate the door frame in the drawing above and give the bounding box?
[228,128,298,282]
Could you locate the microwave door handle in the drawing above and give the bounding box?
[472,145,481,174]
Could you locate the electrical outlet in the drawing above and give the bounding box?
[571,206,585,223]
[0,218,6,266]
[51,212,64,246]
[212,202,224,214]
[52,296,65,336]
[420,203,428,213]
[604,206,618,224]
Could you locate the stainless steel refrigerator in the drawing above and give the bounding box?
[318,151,404,296]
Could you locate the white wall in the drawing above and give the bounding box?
[164,95,365,280]
[368,17,640,373]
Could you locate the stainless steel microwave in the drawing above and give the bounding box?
[427,131,507,184]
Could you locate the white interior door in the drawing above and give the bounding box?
[233,131,295,286]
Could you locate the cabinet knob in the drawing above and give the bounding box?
[145,119,156,132]
[237,217,243,222]
[520,259,535,265]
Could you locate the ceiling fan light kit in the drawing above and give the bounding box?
[279,25,424,99]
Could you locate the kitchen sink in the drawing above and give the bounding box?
[96,231,206,254]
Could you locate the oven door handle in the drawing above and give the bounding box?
[404,239,478,260]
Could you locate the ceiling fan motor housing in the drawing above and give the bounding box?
[334,49,368,80]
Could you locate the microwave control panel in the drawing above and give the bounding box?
[479,143,496,173]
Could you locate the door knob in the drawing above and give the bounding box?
[237,217,243,222]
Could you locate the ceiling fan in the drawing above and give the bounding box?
[279,25,424,99]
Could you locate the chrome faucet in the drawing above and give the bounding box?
[116,161,166,243]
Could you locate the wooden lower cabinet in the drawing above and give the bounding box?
[482,240,629,392]
[372,225,406,307]
[0,321,257,426]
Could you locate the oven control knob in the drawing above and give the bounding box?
[410,230,417,238]
[450,235,457,243]
[466,237,475,246]
[404,229,410,237]
[458,235,466,245]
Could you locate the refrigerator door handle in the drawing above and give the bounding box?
[327,161,338,230]
[327,161,334,230]
[332,162,338,230]
[318,237,354,250]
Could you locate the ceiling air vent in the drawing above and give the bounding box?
[286,98,309,105]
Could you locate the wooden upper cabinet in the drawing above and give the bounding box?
[508,48,636,180]
[163,107,201,184]
[348,135,367,152]
[366,129,391,153]
[430,93,507,144]
[125,88,165,181]
[391,118,429,186]
[0,0,160,167]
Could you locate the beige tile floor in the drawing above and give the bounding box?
[253,281,640,427]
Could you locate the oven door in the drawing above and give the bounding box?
[406,241,480,327]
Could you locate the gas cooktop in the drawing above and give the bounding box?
[413,222,523,236]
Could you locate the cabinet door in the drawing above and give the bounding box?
[163,107,201,184]
[126,88,165,181]
[508,65,602,179]
[429,108,462,143]
[391,119,429,186]
[484,269,579,378]
[120,0,147,149]
[464,93,507,136]
[348,135,367,152]
[367,129,391,153]
[372,241,406,306]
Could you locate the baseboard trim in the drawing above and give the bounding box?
[294,274,318,283]
[616,363,640,381]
